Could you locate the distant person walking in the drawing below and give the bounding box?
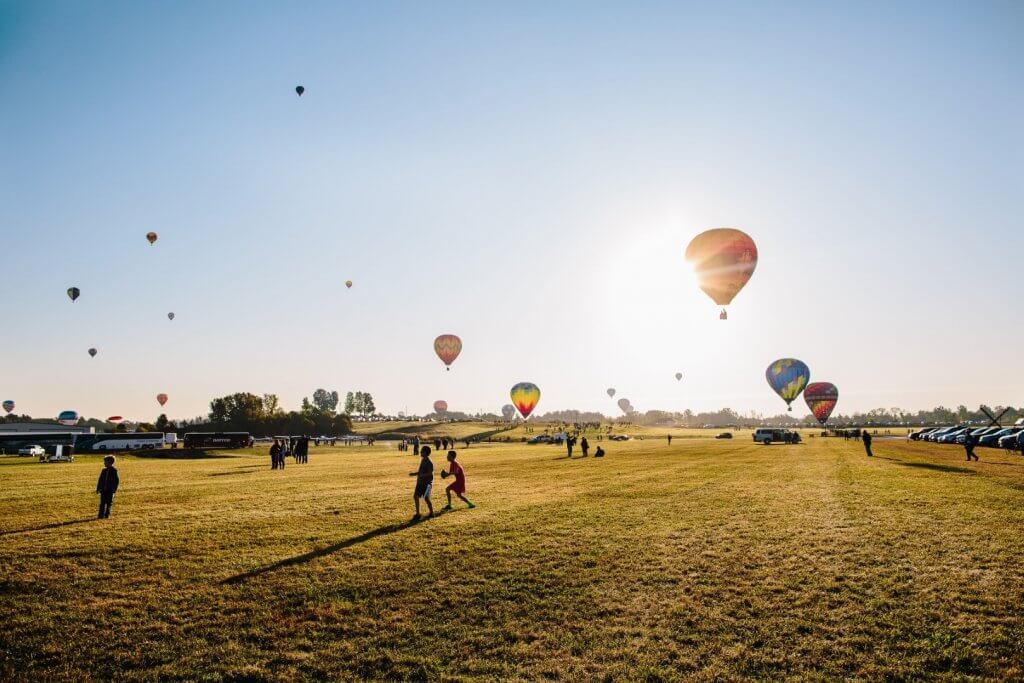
[413,436,421,456]
[862,430,873,457]
[565,436,574,458]
[96,455,120,519]
[580,436,589,457]
[965,430,979,462]
[296,437,309,464]
[270,439,281,469]
[441,451,475,510]
[410,446,434,521]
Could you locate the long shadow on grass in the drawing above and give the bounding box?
[0,518,94,537]
[222,510,452,585]
[896,461,976,475]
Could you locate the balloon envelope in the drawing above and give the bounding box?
[433,334,462,370]
[685,228,758,309]
[345,280,352,289]
[433,400,448,413]
[501,404,516,420]
[295,85,305,96]
[675,372,682,381]
[146,231,158,245]
[67,287,80,302]
[57,410,79,426]
[766,358,810,410]
[606,388,616,398]
[804,382,839,425]
[168,312,175,320]
[617,398,633,414]
[510,382,540,419]
[107,416,124,424]
[88,348,97,357]
[156,393,168,406]
[2,400,14,414]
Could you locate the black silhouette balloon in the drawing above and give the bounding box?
[295,85,305,96]
[67,287,80,302]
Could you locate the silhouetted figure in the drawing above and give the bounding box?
[667,434,672,446]
[296,437,309,464]
[581,437,589,457]
[566,436,574,458]
[270,439,281,469]
[410,446,434,520]
[965,431,979,462]
[862,430,873,457]
[594,446,605,458]
[96,455,119,519]
[413,436,421,456]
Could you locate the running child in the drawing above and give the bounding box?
[441,450,475,510]
[409,446,434,520]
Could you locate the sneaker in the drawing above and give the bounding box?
[411,514,421,522]
[442,504,453,511]
[467,503,476,509]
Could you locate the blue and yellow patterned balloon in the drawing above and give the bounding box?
[765,358,810,411]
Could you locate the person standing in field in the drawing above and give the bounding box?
[410,446,434,520]
[862,430,873,457]
[667,434,672,446]
[413,435,421,456]
[297,436,309,464]
[270,439,281,469]
[565,435,574,458]
[580,436,590,457]
[96,455,120,519]
[441,451,475,510]
[964,430,979,462]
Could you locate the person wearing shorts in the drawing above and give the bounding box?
[441,451,475,510]
[409,446,434,520]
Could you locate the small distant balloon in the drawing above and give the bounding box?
[88,347,97,358]
[675,372,683,381]
[766,358,810,411]
[510,382,540,420]
[433,400,448,414]
[501,404,516,420]
[107,416,124,425]
[434,334,462,371]
[617,398,633,414]
[57,410,79,426]
[156,393,168,407]
[685,228,758,319]
[168,312,175,321]
[295,85,305,96]
[345,280,352,289]
[804,382,839,426]
[146,231,158,245]
[2,400,14,414]
[67,287,80,302]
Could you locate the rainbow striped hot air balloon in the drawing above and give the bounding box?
[804,382,839,425]
[766,359,810,411]
[434,334,462,371]
[510,382,540,420]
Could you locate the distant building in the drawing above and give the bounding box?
[0,422,94,434]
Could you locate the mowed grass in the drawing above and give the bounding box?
[2,435,1024,680]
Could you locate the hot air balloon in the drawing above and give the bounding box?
[88,347,97,358]
[295,85,305,96]
[510,382,540,419]
[804,382,839,425]
[434,334,462,371]
[433,400,448,413]
[107,416,124,425]
[146,231,158,245]
[168,312,175,320]
[617,398,633,414]
[501,404,516,420]
[766,358,810,411]
[607,388,616,398]
[2,400,14,414]
[67,287,80,302]
[345,280,352,289]
[156,393,168,407]
[685,228,758,320]
[675,372,683,381]
[57,410,79,426]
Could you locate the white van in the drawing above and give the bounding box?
[753,428,801,445]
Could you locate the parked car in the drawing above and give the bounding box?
[979,427,1020,447]
[956,426,1002,444]
[938,427,971,444]
[753,428,801,445]
[527,435,553,444]
[18,444,44,457]
[609,434,631,441]
[999,431,1024,451]
[909,428,938,441]
[924,426,958,442]
[715,432,733,439]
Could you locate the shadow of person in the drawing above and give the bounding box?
[0,518,94,537]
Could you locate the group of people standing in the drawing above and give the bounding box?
[565,435,604,458]
[270,436,310,469]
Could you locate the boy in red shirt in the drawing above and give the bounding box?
[441,451,475,510]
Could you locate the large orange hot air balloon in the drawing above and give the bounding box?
[433,334,462,371]
[685,228,757,319]
[156,393,168,407]
[510,382,540,419]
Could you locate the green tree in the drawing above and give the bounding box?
[312,389,339,413]
[262,394,281,415]
[344,392,355,415]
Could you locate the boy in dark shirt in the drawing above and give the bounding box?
[409,446,434,521]
[96,455,120,519]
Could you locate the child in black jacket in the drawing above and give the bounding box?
[96,455,120,519]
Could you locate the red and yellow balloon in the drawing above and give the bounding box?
[510,382,540,419]
[685,228,757,319]
[433,334,462,371]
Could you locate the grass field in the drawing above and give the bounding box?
[3,430,1024,680]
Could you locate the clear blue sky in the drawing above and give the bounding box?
[1,1,1021,422]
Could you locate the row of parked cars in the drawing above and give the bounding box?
[909,423,1024,451]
